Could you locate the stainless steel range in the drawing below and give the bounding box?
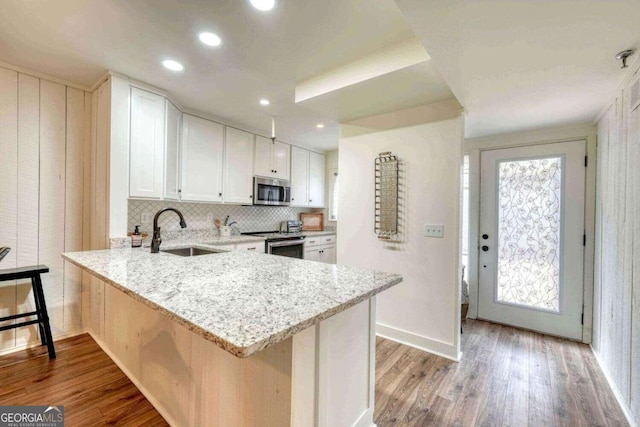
[243,231,304,260]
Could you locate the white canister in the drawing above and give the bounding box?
[219,226,232,237]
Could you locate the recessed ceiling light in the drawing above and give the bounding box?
[260,99,270,106]
[162,59,184,72]
[316,123,325,129]
[199,32,222,47]
[250,0,275,11]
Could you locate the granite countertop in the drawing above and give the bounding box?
[62,247,401,358]
[301,230,337,238]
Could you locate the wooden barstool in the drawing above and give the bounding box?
[0,263,56,359]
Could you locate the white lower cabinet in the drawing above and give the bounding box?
[304,235,336,264]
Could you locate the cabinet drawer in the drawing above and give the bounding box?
[305,234,336,247]
[235,242,265,253]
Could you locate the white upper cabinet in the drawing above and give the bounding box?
[290,146,309,207]
[272,141,290,180]
[224,127,254,205]
[254,135,290,180]
[254,135,273,177]
[181,114,224,202]
[290,147,325,207]
[129,87,165,198]
[164,100,181,200]
[308,151,325,207]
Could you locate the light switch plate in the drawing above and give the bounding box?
[141,212,151,224]
[424,224,444,238]
[207,212,213,222]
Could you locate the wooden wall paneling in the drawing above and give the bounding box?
[87,81,110,339]
[38,80,66,337]
[93,80,109,250]
[103,285,139,373]
[610,94,630,401]
[630,101,640,420]
[618,91,633,403]
[81,91,92,330]
[89,279,104,339]
[604,103,617,373]
[592,108,608,353]
[102,283,293,427]
[63,87,85,334]
[0,68,18,351]
[189,329,293,427]
[15,73,40,347]
[136,297,193,426]
[601,99,617,389]
[241,335,293,426]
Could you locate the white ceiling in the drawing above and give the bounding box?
[299,61,454,122]
[0,0,456,151]
[395,0,640,139]
[3,1,639,147]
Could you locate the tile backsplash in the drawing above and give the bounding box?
[128,199,324,234]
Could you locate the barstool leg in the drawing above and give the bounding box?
[33,274,55,359]
[31,276,47,346]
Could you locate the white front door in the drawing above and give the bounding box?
[478,140,586,340]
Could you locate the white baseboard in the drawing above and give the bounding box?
[0,329,85,357]
[87,331,178,427]
[376,323,460,362]
[350,407,374,427]
[590,345,638,427]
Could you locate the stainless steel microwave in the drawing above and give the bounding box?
[253,177,291,206]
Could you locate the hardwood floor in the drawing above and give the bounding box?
[0,322,629,426]
[0,334,168,426]
[374,319,629,427]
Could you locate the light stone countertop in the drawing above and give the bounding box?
[301,230,337,238]
[62,246,401,358]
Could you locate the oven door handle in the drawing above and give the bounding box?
[268,240,304,248]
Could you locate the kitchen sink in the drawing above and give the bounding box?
[161,247,223,257]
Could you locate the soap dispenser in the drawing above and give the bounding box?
[131,225,142,248]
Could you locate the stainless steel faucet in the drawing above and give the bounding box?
[151,208,187,253]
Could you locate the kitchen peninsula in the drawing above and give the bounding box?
[63,245,402,427]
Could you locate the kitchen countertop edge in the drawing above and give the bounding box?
[62,250,400,358]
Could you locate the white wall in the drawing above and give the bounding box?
[0,65,91,354]
[592,60,640,426]
[324,149,338,227]
[337,107,463,360]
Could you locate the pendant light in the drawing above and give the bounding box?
[271,116,276,143]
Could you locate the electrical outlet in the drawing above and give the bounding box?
[141,212,151,223]
[424,224,444,238]
[207,212,213,222]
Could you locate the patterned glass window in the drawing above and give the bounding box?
[496,157,562,311]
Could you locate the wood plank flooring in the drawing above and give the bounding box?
[374,319,629,427]
[0,321,629,426]
[0,334,168,426]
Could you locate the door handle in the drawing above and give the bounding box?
[482,245,489,252]
[482,234,489,240]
